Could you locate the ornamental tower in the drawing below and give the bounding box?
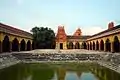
[108,22,114,29]
[73,28,82,36]
[56,26,67,49]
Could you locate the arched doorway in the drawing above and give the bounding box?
[105,39,111,52]
[113,36,120,52]
[96,41,99,50]
[69,42,73,49]
[100,40,104,51]
[82,42,87,49]
[87,43,89,50]
[75,42,80,49]
[93,41,95,50]
[60,43,63,49]
[12,38,19,51]
[27,40,31,51]
[20,39,26,51]
[67,43,69,49]
[2,35,10,52]
[90,42,92,50]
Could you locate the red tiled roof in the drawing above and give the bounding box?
[90,25,120,38]
[0,23,32,37]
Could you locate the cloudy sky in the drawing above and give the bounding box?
[0,0,120,35]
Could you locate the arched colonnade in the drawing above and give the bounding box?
[0,35,34,53]
[67,41,87,49]
[86,35,120,52]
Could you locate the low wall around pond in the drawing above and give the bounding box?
[1,58,120,75]
[0,54,21,69]
[0,60,20,69]
[0,53,120,75]
[97,61,120,74]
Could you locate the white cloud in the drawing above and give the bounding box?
[81,26,106,35]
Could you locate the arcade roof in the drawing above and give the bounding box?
[67,35,91,39]
[90,25,120,38]
[0,23,32,37]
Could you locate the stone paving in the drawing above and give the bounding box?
[13,49,112,54]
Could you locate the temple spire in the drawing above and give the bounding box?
[56,26,67,49]
[73,28,82,36]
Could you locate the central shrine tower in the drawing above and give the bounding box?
[56,26,67,49]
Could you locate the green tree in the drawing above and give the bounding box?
[31,27,56,49]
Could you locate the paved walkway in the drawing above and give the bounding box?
[13,49,113,54]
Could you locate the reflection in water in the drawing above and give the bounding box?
[80,72,98,80]
[65,72,79,80]
[57,67,66,80]
[0,63,120,80]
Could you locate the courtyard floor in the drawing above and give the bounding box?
[13,49,112,54]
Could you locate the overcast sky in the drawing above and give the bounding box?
[0,0,120,35]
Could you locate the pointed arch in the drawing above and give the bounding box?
[2,35,10,52]
[20,39,26,51]
[113,36,120,52]
[27,40,31,51]
[90,42,92,50]
[67,43,69,49]
[105,38,111,52]
[100,40,104,51]
[69,42,73,49]
[96,41,99,50]
[93,41,95,50]
[12,38,19,51]
[82,42,87,49]
[87,43,89,50]
[75,42,80,49]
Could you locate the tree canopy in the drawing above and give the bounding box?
[31,27,56,49]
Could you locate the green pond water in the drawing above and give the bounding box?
[0,62,120,80]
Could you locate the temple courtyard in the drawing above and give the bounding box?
[13,49,113,54]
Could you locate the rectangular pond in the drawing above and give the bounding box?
[0,62,120,80]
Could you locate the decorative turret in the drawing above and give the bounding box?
[56,26,67,49]
[73,28,82,36]
[56,26,67,42]
[108,22,114,29]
